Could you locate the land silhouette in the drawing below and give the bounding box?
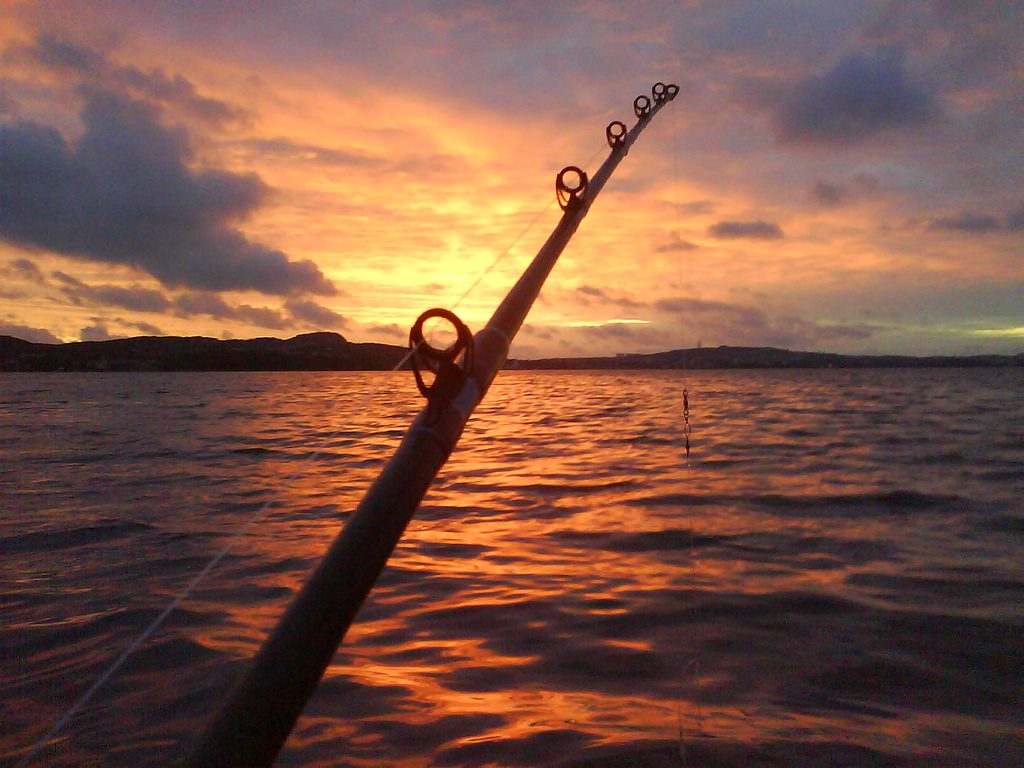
[1,332,1020,371]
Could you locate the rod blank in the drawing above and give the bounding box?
[186,84,677,767]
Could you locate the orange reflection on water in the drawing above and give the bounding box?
[177,370,1020,766]
[7,370,1021,766]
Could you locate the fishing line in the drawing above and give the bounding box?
[14,347,425,768]
[679,155,705,747]
[663,95,705,747]
[444,141,610,316]
[190,86,680,763]
[18,140,613,767]
[672,93,681,239]
[439,197,557,327]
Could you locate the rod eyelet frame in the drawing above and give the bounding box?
[606,120,627,149]
[556,166,589,211]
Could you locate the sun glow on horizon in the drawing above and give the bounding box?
[0,3,1021,356]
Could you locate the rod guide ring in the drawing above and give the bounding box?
[556,165,589,211]
[409,307,474,404]
[633,95,652,118]
[606,120,627,149]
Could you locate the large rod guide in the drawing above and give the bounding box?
[187,81,679,767]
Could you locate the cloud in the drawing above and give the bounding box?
[524,327,555,342]
[2,6,1018,360]
[173,293,291,329]
[928,208,1024,233]
[16,34,247,128]
[236,137,380,168]
[77,316,165,339]
[114,67,246,128]
[364,323,406,341]
[655,235,699,252]
[656,296,765,325]
[770,315,874,343]
[50,272,294,330]
[708,220,784,240]
[772,51,939,145]
[573,285,643,311]
[0,321,61,344]
[581,321,649,341]
[173,290,311,330]
[654,296,874,348]
[80,320,114,342]
[809,180,849,207]
[173,292,237,318]
[45,270,345,332]
[284,298,347,328]
[576,285,609,299]
[0,81,13,114]
[53,271,173,312]
[229,305,291,329]
[677,200,716,215]
[128,319,163,335]
[520,321,678,357]
[0,88,336,295]
[929,212,1001,233]
[175,291,345,331]
[15,33,105,75]
[3,258,46,282]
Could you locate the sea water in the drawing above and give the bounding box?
[1,368,1022,766]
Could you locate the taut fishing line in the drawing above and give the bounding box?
[664,89,705,757]
[188,83,681,759]
[443,140,611,318]
[15,141,609,766]
[15,351,427,768]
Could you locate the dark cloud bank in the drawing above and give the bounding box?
[768,50,939,145]
[809,180,848,207]
[14,33,247,128]
[654,296,872,347]
[0,36,335,297]
[929,208,1024,234]
[557,288,875,352]
[0,322,61,345]
[708,220,784,240]
[48,269,346,331]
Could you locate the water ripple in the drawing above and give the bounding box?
[1,368,1022,767]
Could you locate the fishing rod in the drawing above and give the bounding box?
[187,80,680,767]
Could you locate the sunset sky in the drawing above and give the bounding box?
[1,1,1021,358]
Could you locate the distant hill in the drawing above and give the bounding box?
[0,334,1020,372]
[0,332,410,371]
[509,345,1024,369]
